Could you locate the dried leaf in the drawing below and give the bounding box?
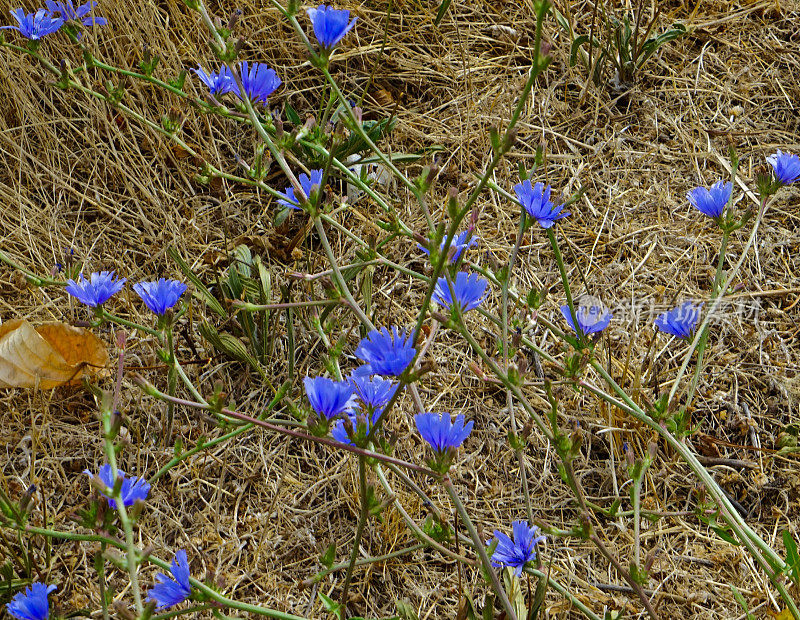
[0,319,109,389]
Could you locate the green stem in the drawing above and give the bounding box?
[101,428,144,614]
[99,309,162,339]
[443,478,519,620]
[586,362,799,618]
[0,250,64,286]
[339,456,369,616]
[136,378,436,476]
[306,543,424,586]
[313,217,375,331]
[682,226,730,414]
[667,195,770,408]
[503,204,534,524]
[6,523,309,619]
[522,567,602,620]
[374,465,475,564]
[455,321,554,443]
[148,383,289,484]
[546,227,582,347]
[164,325,177,445]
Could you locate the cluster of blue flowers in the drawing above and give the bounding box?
[5,466,191,619]
[193,61,281,107]
[2,0,105,40]
[511,149,798,342]
[65,272,187,315]
[192,5,356,110]
[304,328,412,441]
[5,554,191,617]
[560,296,706,340]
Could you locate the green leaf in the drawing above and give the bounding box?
[730,585,754,620]
[320,542,336,569]
[318,592,344,619]
[274,207,293,227]
[637,24,687,66]
[569,34,591,67]
[395,599,419,620]
[168,246,226,317]
[711,525,740,546]
[434,0,452,26]
[285,102,301,126]
[782,530,800,587]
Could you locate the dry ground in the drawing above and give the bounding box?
[1,0,800,617]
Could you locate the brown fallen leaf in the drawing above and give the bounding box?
[0,319,109,389]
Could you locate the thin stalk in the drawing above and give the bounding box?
[374,465,475,565]
[503,204,534,523]
[586,362,799,617]
[98,310,162,339]
[588,530,659,620]
[233,299,338,311]
[455,321,554,443]
[102,436,144,614]
[164,324,177,445]
[633,472,642,569]
[148,383,289,484]
[306,543,424,586]
[338,456,369,615]
[682,226,730,413]
[313,217,375,331]
[443,478,518,620]
[667,195,770,407]
[546,227,582,348]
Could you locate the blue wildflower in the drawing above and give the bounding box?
[146,550,191,610]
[351,373,397,411]
[560,299,612,336]
[306,5,357,49]
[84,464,151,509]
[192,65,235,96]
[65,271,126,307]
[2,9,63,39]
[6,583,57,620]
[45,0,106,27]
[133,278,188,315]
[514,180,568,228]
[415,412,473,453]
[355,327,416,377]
[419,229,477,264]
[232,61,281,106]
[767,149,800,185]
[655,301,702,339]
[277,169,324,209]
[686,180,731,220]
[304,376,354,420]
[487,521,546,577]
[432,272,488,314]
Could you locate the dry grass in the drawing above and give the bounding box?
[1,0,800,617]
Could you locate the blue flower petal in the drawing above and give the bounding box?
[146,550,192,610]
[6,583,57,620]
[306,5,357,49]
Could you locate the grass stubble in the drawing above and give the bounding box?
[1,0,799,617]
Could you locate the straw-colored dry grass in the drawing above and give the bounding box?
[1,0,800,617]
